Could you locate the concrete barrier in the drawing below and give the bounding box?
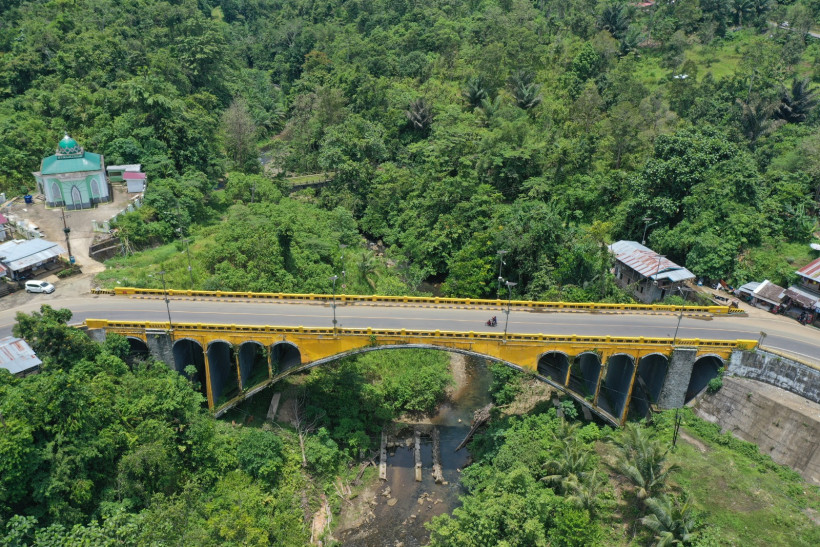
[110,287,735,315]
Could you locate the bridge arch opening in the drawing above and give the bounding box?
[686,355,724,403]
[238,341,270,390]
[172,339,207,399]
[597,354,636,420]
[629,353,669,419]
[207,340,240,406]
[126,337,150,364]
[567,352,602,399]
[537,351,570,386]
[270,342,301,374]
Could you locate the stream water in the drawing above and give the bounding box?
[338,355,493,546]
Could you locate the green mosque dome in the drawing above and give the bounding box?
[56,134,83,156]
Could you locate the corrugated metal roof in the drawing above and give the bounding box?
[0,239,66,271]
[40,152,102,175]
[608,241,695,283]
[785,285,820,310]
[753,279,786,305]
[0,336,41,375]
[736,281,761,295]
[122,172,146,180]
[796,257,820,283]
[106,164,141,172]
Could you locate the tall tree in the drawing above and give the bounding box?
[222,96,259,173]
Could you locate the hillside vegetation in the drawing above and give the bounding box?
[2,0,820,297]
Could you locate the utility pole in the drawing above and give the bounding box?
[330,275,338,336]
[497,249,508,299]
[502,279,517,341]
[176,202,195,288]
[60,208,73,264]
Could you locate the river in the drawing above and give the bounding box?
[336,355,493,546]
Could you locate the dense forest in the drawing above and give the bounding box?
[2,0,819,297]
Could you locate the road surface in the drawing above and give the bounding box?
[2,294,818,364]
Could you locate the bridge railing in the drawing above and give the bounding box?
[109,287,741,315]
[85,319,758,350]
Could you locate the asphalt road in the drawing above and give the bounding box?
[2,294,818,363]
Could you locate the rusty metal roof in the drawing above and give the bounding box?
[0,335,41,375]
[785,285,820,310]
[753,280,786,305]
[608,241,695,283]
[797,257,820,283]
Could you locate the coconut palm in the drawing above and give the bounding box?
[641,494,700,546]
[737,94,783,143]
[357,250,379,290]
[775,78,818,124]
[508,70,542,110]
[541,439,592,494]
[405,98,433,131]
[730,0,754,27]
[566,468,609,518]
[599,2,630,39]
[463,76,489,110]
[613,423,679,501]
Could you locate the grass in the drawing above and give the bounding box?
[285,172,334,185]
[657,410,820,545]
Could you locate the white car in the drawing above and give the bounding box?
[25,280,55,294]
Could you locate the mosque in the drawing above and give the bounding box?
[32,134,112,210]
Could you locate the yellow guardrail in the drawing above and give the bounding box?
[85,319,758,351]
[109,287,738,315]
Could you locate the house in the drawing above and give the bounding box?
[106,164,141,182]
[735,281,761,300]
[608,241,696,303]
[32,134,112,210]
[750,279,786,311]
[0,336,41,377]
[0,213,10,241]
[0,239,66,280]
[784,257,820,319]
[122,171,147,193]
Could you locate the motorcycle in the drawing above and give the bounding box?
[486,316,498,327]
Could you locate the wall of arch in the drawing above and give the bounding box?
[238,341,269,390]
[597,354,636,420]
[172,338,207,399]
[537,351,570,386]
[567,352,602,399]
[630,353,669,418]
[686,355,724,403]
[270,341,302,373]
[207,340,239,405]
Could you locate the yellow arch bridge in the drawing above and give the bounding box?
[85,320,757,426]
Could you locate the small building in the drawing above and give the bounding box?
[0,336,41,377]
[0,213,10,241]
[735,281,761,300]
[32,134,112,210]
[106,164,142,182]
[122,171,147,193]
[608,241,696,303]
[0,239,66,280]
[784,257,820,320]
[750,279,786,311]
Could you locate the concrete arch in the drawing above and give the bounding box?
[537,351,571,386]
[597,353,637,420]
[238,341,269,390]
[629,353,670,418]
[254,343,618,426]
[125,336,150,366]
[270,341,302,374]
[686,354,725,403]
[207,340,239,405]
[567,351,602,400]
[172,338,207,398]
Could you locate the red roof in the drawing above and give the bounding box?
[122,172,146,180]
[797,257,820,283]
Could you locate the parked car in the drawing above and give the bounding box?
[25,280,55,294]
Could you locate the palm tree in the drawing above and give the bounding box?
[730,0,754,27]
[619,27,643,57]
[737,94,782,143]
[641,494,700,545]
[462,76,489,110]
[599,3,630,39]
[509,70,542,110]
[357,251,379,290]
[613,423,679,501]
[479,96,503,122]
[405,98,433,131]
[541,439,592,494]
[775,78,818,124]
[566,468,609,518]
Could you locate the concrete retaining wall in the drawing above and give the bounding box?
[693,376,820,486]
[729,350,820,404]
